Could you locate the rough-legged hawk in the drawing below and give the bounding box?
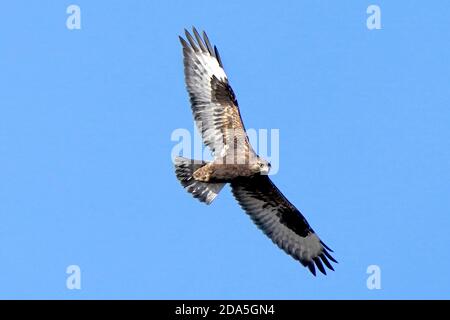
[174,27,337,276]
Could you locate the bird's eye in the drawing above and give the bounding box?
[259,163,264,168]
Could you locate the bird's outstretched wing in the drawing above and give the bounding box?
[179,27,253,159]
[230,175,337,275]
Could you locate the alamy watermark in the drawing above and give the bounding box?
[66,265,81,290]
[366,264,381,290]
[170,122,280,174]
[367,5,382,30]
[66,4,81,30]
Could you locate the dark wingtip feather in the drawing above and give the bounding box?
[202,31,214,56]
[320,240,334,252]
[322,248,338,264]
[319,254,335,271]
[179,36,189,48]
[192,27,207,53]
[307,262,316,276]
[184,29,199,52]
[313,257,326,275]
[214,45,223,67]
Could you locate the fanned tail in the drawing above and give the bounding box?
[174,156,225,204]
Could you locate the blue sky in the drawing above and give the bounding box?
[0,1,449,299]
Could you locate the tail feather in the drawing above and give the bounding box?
[174,156,225,204]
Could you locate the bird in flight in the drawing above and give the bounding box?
[174,27,337,276]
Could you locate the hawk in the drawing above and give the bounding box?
[174,28,337,276]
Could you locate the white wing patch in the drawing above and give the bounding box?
[197,52,227,81]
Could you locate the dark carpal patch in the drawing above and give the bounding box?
[210,76,238,107]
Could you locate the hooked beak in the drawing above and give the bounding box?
[260,165,270,175]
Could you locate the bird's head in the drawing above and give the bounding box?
[252,157,271,175]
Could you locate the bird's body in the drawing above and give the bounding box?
[193,162,259,182]
[174,27,337,276]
